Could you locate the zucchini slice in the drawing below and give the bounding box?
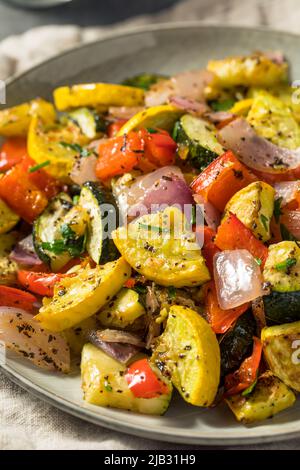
[78,181,119,264]
[81,344,172,414]
[33,193,88,272]
[226,371,296,423]
[263,290,300,324]
[174,114,224,171]
[262,321,300,392]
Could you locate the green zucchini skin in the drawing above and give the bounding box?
[79,181,119,264]
[33,193,73,269]
[263,290,300,324]
[220,310,256,378]
[174,115,224,171]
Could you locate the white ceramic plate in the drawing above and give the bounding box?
[1,23,300,445]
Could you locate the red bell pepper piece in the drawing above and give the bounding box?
[0,285,37,312]
[190,151,257,212]
[224,337,263,396]
[125,358,169,399]
[204,281,250,334]
[0,137,27,172]
[107,119,128,138]
[215,213,268,268]
[18,271,69,297]
[96,129,177,181]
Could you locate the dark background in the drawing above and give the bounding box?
[0,0,179,40]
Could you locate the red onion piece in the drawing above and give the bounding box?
[0,307,70,372]
[213,249,264,309]
[204,111,235,124]
[281,211,300,239]
[145,69,214,107]
[9,235,42,267]
[169,96,209,116]
[218,118,300,174]
[108,106,144,120]
[113,166,193,222]
[88,330,140,364]
[274,181,300,206]
[70,154,98,185]
[96,329,144,347]
[193,194,221,232]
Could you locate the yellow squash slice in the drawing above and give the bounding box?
[117,104,184,135]
[151,305,220,406]
[28,116,90,181]
[54,83,144,111]
[112,207,210,288]
[224,181,275,242]
[0,199,20,234]
[35,257,131,331]
[226,371,296,423]
[0,98,55,137]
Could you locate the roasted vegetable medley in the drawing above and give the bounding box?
[1,51,300,424]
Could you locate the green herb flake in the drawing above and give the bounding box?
[60,141,92,158]
[138,223,169,234]
[260,214,269,232]
[275,257,297,271]
[60,223,76,240]
[242,379,257,397]
[273,197,283,224]
[28,160,50,173]
[255,257,262,266]
[168,286,176,299]
[104,380,112,392]
[147,128,158,134]
[133,284,147,295]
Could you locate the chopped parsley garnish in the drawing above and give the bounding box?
[260,214,269,232]
[138,223,169,234]
[104,381,112,392]
[255,257,262,266]
[273,197,283,224]
[275,257,297,271]
[60,223,76,240]
[147,127,158,134]
[28,160,50,173]
[60,141,94,158]
[168,286,176,299]
[133,284,147,295]
[41,223,86,258]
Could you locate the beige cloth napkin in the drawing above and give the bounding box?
[1,0,300,450]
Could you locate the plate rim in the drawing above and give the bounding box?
[2,363,300,446]
[3,21,300,88]
[2,22,300,446]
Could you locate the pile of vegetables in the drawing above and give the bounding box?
[0,51,300,424]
